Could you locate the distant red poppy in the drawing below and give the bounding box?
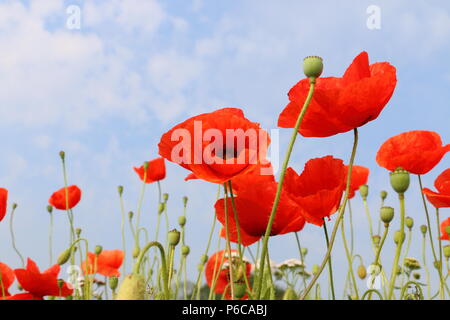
[48,185,82,210]
[0,188,7,222]
[376,130,450,175]
[159,108,270,184]
[278,51,397,137]
[134,157,166,184]
[441,217,450,241]
[345,165,370,199]
[422,169,450,208]
[14,258,73,299]
[0,262,15,297]
[205,249,251,299]
[284,156,346,226]
[82,250,124,278]
[215,170,305,246]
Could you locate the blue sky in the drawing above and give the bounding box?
[1,0,450,297]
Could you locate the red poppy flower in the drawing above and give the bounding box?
[205,249,251,299]
[422,169,450,208]
[284,156,346,226]
[134,157,166,183]
[215,170,305,246]
[0,188,7,222]
[441,217,450,241]
[0,262,15,297]
[14,258,73,299]
[159,108,270,184]
[345,165,370,199]
[82,250,124,277]
[48,185,82,210]
[376,130,450,175]
[3,293,36,300]
[278,51,397,137]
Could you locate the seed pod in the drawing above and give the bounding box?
[303,56,323,79]
[178,215,186,227]
[405,217,414,230]
[380,206,394,224]
[181,245,190,256]
[390,168,410,194]
[168,229,181,246]
[420,225,427,234]
[380,190,388,200]
[109,276,119,290]
[94,245,103,255]
[394,230,405,245]
[359,185,369,199]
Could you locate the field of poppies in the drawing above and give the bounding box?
[1,51,449,301]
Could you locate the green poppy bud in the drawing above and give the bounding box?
[233,281,247,299]
[372,235,381,246]
[109,276,119,290]
[116,274,146,300]
[380,190,388,200]
[413,273,421,280]
[128,211,134,220]
[168,229,181,246]
[394,230,405,245]
[158,203,165,215]
[57,249,72,265]
[312,264,320,276]
[181,245,190,256]
[94,245,103,255]
[59,151,65,161]
[301,248,308,257]
[132,246,140,259]
[283,287,298,300]
[380,206,395,224]
[405,217,414,230]
[163,193,169,202]
[303,56,323,79]
[75,228,82,237]
[443,245,450,259]
[182,196,188,206]
[178,215,186,227]
[200,254,208,265]
[359,185,369,199]
[12,203,17,210]
[390,168,410,194]
[47,205,53,214]
[117,186,124,196]
[357,265,367,280]
[420,225,427,234]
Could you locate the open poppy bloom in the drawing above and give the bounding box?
[345,165,370,199]
[215,169,305,246]
[159,108,270,184]
[134,157,166,183]
[82,250,124,278]
[441,217,450,240]
[14,258,73,300]
[0,188,7,222]
[422,169,450,208]
[48,185,82,210]
[376,130,450,175]
[205,249,251,299]
[0,262,15,297]
[284,156,346,226]
[278,51,397,137]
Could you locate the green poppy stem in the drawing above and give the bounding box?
[9,205,24,267]
[388,193,405,299]
[323,220,336,300]
[255,79,316,299]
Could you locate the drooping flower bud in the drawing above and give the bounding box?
[57,248,72,265]
[380,190,388,200]
[181,245,190,256]
[357,264,367,280]
[420,225,427,234]
[394,230,405,245]
[380,206,394,224]
[359,185,369,199]
[178,216,186,227]
[116,274,146,300]
[75,228,82,237]
[282,287,298,300]
[168,229,181,246]
[390,168,410,194]
[405,217,414,230]
[109,276,119,290]
[303,56,323,80]
[94,245,103,255]
[132,246,140,259]
[158,203,165,214]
